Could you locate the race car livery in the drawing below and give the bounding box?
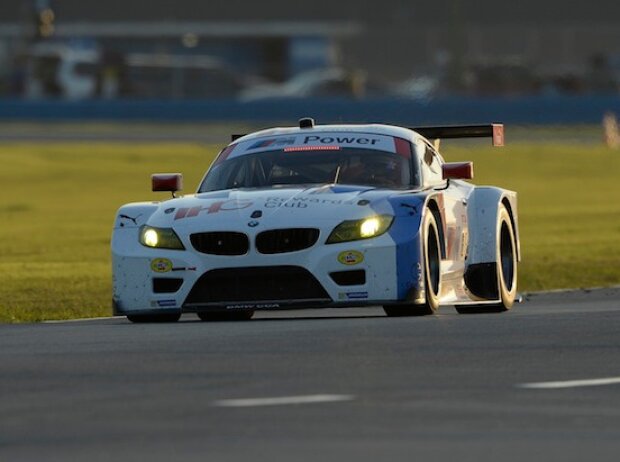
[111,118,519,322]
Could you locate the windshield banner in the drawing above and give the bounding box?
[229,132,400,158]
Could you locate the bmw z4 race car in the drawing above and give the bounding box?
[112,118,519,323]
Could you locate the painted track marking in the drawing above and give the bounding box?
[43,316,122,324]
[213,394,355,407]
[517,377,620,389]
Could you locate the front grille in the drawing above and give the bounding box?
[153,278,183,293]
[330,270,366,286]
[190,232,249,255]
[255,228,320,254]
[184,266,330,305]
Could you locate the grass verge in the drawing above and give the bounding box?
[0,139,618,322]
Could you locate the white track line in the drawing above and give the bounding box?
[517,377,620,389]
[43,316,122,324]
[38,285,620,324]
[213,394,355,408]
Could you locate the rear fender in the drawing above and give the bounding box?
[465,187,519,299]
[466,187,519,264]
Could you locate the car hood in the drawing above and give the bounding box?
[147,185,417,231]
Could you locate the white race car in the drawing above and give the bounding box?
[112,118,519,322]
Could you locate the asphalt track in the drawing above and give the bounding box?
[2,288,620,461]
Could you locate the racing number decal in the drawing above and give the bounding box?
[175,200,253,220]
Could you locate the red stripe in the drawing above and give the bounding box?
[213,145,235,165]
[284,146,341,152]
[394,138,412,158]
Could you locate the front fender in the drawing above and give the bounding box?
[113,202,159,230]
[112,202,160,257]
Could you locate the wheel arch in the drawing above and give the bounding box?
[464,187,519,301]
[424,196,447,260]
[500,196,521,262]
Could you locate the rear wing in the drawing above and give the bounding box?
[412,124,504,147]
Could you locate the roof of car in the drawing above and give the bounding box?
[232,124,421,145]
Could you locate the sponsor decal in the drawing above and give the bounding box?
[118,213,141,225]
[460,229,469,259]
[226,303,280,310]
[338,250,364,266]
[171,266,196,272]
[248,138,296,150]
[175,195,363,221]
[400,202,418,215]
[151,258,173,273]
[237,133,399,156]
[262,196,356,208]
[175,200,253,220]
[339,292,369,300]
[264,197,308,208]
[156,299,177,308]
[302,135,382,145]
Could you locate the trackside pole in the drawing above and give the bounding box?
[603,112,619,149]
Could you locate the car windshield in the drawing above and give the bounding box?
[199,147,414,192]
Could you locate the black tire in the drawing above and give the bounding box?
[456,204,517,314]
[197,311,255,322]
[127,313,181,323]
[384,211,441,317]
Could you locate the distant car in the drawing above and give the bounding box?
[390,76,439,100]
[24,45,249,100]
[24,44,99,100]
[239,68,377,101]
[112,118,519,322]
[124,53,248,99]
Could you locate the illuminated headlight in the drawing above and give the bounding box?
[326,215,394,244]
[139,226,185,250]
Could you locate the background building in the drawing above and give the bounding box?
[1,0,619,98]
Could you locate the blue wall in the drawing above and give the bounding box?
[1,96,619,125]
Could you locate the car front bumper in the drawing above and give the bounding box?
[112,225,424,315]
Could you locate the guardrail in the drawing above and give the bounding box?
[1,95,619,124]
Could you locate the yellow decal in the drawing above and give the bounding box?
[151,258,173,273]
[338,250,364,266]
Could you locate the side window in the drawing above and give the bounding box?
[230,160,249,188]
[415,140,444,187]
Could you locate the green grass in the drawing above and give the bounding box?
[0,143,212,322]
[0,139,619,322]
[443,142,620,291]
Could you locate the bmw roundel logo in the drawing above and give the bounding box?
[248,220,259,228]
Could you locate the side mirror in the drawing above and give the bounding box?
[152,173,183,195]
[442,162,474,180]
